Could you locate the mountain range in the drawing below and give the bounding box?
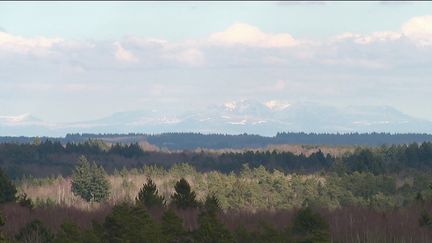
[1,100,432,136]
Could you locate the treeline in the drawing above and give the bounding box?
[2,132,432,149]
[2,140,432,178]
[4,161,432,242]
[1,167,333,243]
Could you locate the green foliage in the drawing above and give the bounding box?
[54,221,101,243]
[136,178,165,208]
[202,194,222,216]
[0,211,7,243]
[161,208,187,243]
[0,168,16,204]
[194,210,234,243]
[171,178,198,209]
[71,155,110,202]
[54,221,83,243]
[15,219,54,243]
[102,203,161,243]
[291,207,330,243]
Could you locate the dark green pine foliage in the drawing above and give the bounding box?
[202,194,221,216]
[161,208,187,243]
[15,219,54,243]
[54,221,102,243]
[102,203,161,243]
[0,167,17,204]
[136,178,165,208]
[171,178,198,209]
[71,155,110,202]
[0,211,7,243]
[194,195,234,243]
[291,207,330,243]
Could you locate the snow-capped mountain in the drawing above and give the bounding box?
[1,100,432,136]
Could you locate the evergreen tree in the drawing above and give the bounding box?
[0,168,16,204]
[291,207,330,243]
[71,156,110,202]
[102,203,161,243]
[0,211,7,243]
[171,178,198,209]
[161,208,186,243]
[194,209,234,243]
[15,219,54,243]
[54,221,101,243]
[136,178,165,208]
[202,194,221,216]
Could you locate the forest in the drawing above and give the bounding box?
[1,132,432,149]
[1,139,432,242]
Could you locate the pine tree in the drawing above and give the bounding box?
[171,178,198,209]
[0,168,17,204]
[136,178,165,208]
[202,194,221,216]
[161,208,186,243]
[103,203,161,242]
[0,211,7,243]
[194,209,234,243]
[15,220,54,243]
[71,155,110,202]
[291,207,330,243]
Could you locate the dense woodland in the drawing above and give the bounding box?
[1,132,432,149]
[1,139,432,178]
[2,139,432,241]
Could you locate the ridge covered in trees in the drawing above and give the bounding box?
[1,139,432,178]
[1,132,432,149]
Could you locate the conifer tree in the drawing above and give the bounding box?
[71,155,110,202]
[15,220,54,243]
[136,178,165,208]
[171,178,198,209]
[0,168,16,204]
[161,208,186,243]
[0,211,7,243]
[291,207,330,243]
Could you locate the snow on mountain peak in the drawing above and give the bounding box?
[265,100,291,111]
[0,113,36,124]
[224,101,237,111]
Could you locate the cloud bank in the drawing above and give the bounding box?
[1,16,432,122]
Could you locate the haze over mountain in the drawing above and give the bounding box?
[1,100,431,137]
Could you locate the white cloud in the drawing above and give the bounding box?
[402,15,432,45]
[334,32,402,44]
[114,42,139,63]
[172,48,205,66]
[209,22,296,48]
[0,31,62,56]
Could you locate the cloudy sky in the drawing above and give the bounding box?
[1,1,432,123]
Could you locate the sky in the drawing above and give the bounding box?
[1,1,432,123]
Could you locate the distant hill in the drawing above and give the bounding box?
[1,132,432,150]
[1,100,432,136]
